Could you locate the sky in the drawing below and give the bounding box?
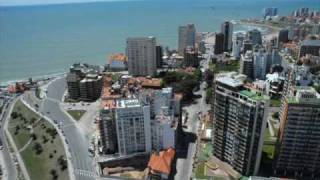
[0,0,125,6]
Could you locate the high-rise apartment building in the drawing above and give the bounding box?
[221,21,233,52]
[156,45,163,68]
[79,73,103,101]
[214,33,225,55]
[277,29,289,47]
[274,86,320,179]
[99,108,117,154]
[127,37,157,76]
[240,50,254,79]
[298,40,320,58]
[254,49,272,80]
[212,72,269,175]
[183,47,199,67]
[246,29,262,45]
[243,40,253,54]
[232,32,245,59]
[115,99,152,155]
[178,24,196,55]
[66,63,102,101]
[263,7,278,19]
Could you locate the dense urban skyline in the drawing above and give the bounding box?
[0,2,320,180]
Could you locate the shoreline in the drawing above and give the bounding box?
[0,72,67,87]
[1,22,279,87]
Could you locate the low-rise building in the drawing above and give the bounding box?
[108,53,128,71]
[148,148,175,180]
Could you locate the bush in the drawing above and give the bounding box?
[11,112,18,119]
[30,133,37,141]
[33,142,43,155]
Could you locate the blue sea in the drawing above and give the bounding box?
[0,0,319,84]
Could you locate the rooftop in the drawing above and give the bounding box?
[301,39,320,46]
[216,72,246,88]
[117,99,141,108]
[239,90,267,101]
[148,148,175,175]
[288,86,320,105]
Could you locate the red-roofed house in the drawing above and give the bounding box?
[147,148,175,179]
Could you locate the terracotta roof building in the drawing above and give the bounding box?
[148,148,175,179]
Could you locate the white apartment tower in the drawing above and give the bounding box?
[115,99,152,155]
[212,72,269,175]
[126,37,157,76]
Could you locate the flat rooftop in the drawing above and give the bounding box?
[117,99,141,108]
[301,40,320,46]
[216,76,243,88]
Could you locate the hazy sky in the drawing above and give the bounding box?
[0,0,121,6]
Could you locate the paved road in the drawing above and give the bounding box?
[42,78,97,180]
[22,78,96,180]
[0,97,18,180]
[174,38,212,180]
[175,61,211,180]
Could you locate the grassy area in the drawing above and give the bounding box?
[263,145,275,159]
[8,100,39,149]
[209,61,239,73]
[198,143,213,161]
[264,127,272,141]
[9,100,69,180]
[67,110,86,121]
[270,98,281,107]
[195,162,208,179]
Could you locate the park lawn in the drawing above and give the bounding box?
[67,110,86,121]
[264,127,272,141]
[210,61,240,73]
[9,100,68,180]
[263,145,275,159]
[198,143,213,161]
[8,100,40,149]
[270,98,281,107]
[195,162,208,179]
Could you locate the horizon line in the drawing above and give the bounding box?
[0,0,143,8]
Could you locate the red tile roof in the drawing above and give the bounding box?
[148,148,175,175]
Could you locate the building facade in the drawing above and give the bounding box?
[274,86,320,179]
[299,40,320,58]
[178,24,196,55]
[127,37,157,76]
[156,45,163,68]
[115,99,152,155]
[277,29,289,47]
[212,72,269,175]
[221,21,233,52]
[240,50,254,79]
[79,73,103,101]
[215,33,225,55]
[99,109,117,154]
[183,47,199,67]
[246,29,262,45]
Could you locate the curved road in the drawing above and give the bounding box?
[0,97,18,180]
[25,78,96,180]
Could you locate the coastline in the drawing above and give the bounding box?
[237,20,280,41]
[0,72,67,87]
[0,22,279,87]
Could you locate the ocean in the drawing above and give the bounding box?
[0,0,319,84]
